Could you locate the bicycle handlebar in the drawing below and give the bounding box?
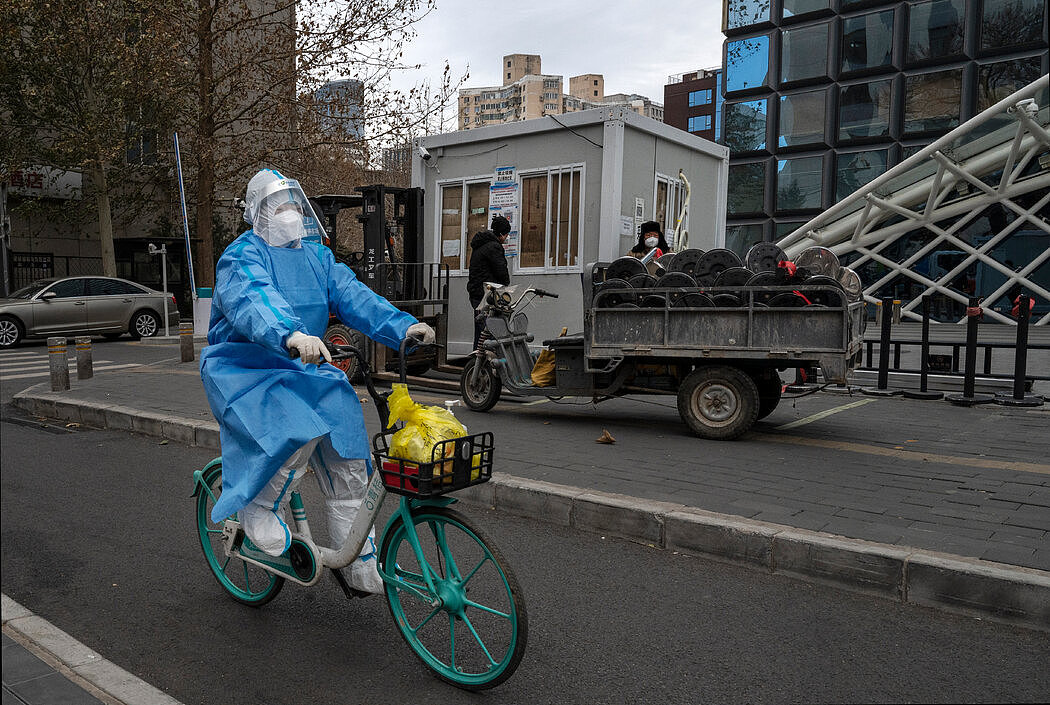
[291,336,435,428]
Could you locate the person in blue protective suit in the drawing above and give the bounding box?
[200,168,435,594]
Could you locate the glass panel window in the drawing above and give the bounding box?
[977,57,1044,111]
[841,10,895,74]
[688,89,713,106]
[780,23,830,84]
[839,79,893,141]
[775,222,807,240]
[776,156,823,211]
[520,175,548,269]
[778,90,826,147]
[908,0,965,64]
[836,149,889,200]
[438,181,491,271]
[782,0,831,20]
[726,224,765,258]
[439,184,464,271]
[45,279,86,298]
[726,0,770,30]
[519,167,583,271]
[466,183,491,260]
[723,99,768,152]
[688,114,713,132]
[87,278,145,295]
[904,69,962,135]
[725,35,770,93]
[727,162,767,215]
[981,0,1046,50]
[714,71,724,142]
[655,174,689,241]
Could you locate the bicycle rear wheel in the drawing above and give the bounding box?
[195,463,284,606]
[379,506,527,690]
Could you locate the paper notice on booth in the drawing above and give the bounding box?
[620,216,635,237]
[442,239,461,257]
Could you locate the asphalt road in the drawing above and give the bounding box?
[0,337,181,401]
[2,414,1048,704]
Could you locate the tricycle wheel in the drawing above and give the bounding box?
[677,365,759,440]
[755,371,783,420]
[461,357,501,412]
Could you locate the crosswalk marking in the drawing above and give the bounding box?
[0,362,141,381]
[0,359,100,370]
[0,349,143,381]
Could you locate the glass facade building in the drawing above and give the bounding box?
[720,0,1049,257]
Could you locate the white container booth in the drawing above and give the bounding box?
[412,106,729,357]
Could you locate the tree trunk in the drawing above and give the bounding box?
[194,0,216,287]
[88,163,117,277]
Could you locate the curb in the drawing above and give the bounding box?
[12,390,1050,632]
[2,594,184,705]
[453,475,1050,631]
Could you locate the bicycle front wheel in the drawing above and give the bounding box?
[195,462,284,606]
[379,506,527,690]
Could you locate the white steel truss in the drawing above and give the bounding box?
[779,74,1050,325]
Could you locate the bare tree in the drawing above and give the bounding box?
[1,0,184,276]
[163,0,464,285]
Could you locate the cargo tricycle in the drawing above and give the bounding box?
[459,260,866,440]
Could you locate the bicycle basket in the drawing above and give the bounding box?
[372,431,494,498]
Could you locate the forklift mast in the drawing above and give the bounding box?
[309,185,426,301]
[308,184,450,378]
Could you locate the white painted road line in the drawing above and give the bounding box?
[0,363,141,381]
[774,398,878,430]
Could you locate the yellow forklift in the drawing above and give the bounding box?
[309,184,449,382]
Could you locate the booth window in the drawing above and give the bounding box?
[655,174,689,245]
[519,166,583,271]
[439,179,491,272]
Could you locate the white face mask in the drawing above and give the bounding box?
[267,209,305,247]
[645,236,659,248]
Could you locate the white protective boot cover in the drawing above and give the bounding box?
[310,442,384,594]
[241,438,320,556]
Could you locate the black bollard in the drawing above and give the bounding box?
[946,297,995,406]
[863,297,902,396]
[995,294,1043,407]
[904,295,943,400]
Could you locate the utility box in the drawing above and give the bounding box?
[412,106,729,356]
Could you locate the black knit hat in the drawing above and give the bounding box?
[491,215,511,236]
[640,220,662,236]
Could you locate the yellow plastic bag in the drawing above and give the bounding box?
[386,384,474,483]
[530,327,567,387]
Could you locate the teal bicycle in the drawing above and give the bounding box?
[192,340,528,690]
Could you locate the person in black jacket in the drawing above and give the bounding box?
[467,215,511,349]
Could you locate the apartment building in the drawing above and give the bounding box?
[457,54,663,130]
[663,68,722,142]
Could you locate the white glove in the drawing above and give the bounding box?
[406,322,436,345]
[286,331,332,365]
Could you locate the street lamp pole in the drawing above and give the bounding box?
[149,243,169,335]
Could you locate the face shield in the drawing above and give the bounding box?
[243,169,324,247]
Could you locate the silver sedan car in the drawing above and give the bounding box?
[0,276,182,347]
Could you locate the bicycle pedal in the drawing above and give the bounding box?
[330,568,374,600]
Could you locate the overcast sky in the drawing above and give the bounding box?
[392,0,725,117]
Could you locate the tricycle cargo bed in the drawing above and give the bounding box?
[589,291,864,354]
[583,278,866,383]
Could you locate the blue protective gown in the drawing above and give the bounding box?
[201,231,416,522]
